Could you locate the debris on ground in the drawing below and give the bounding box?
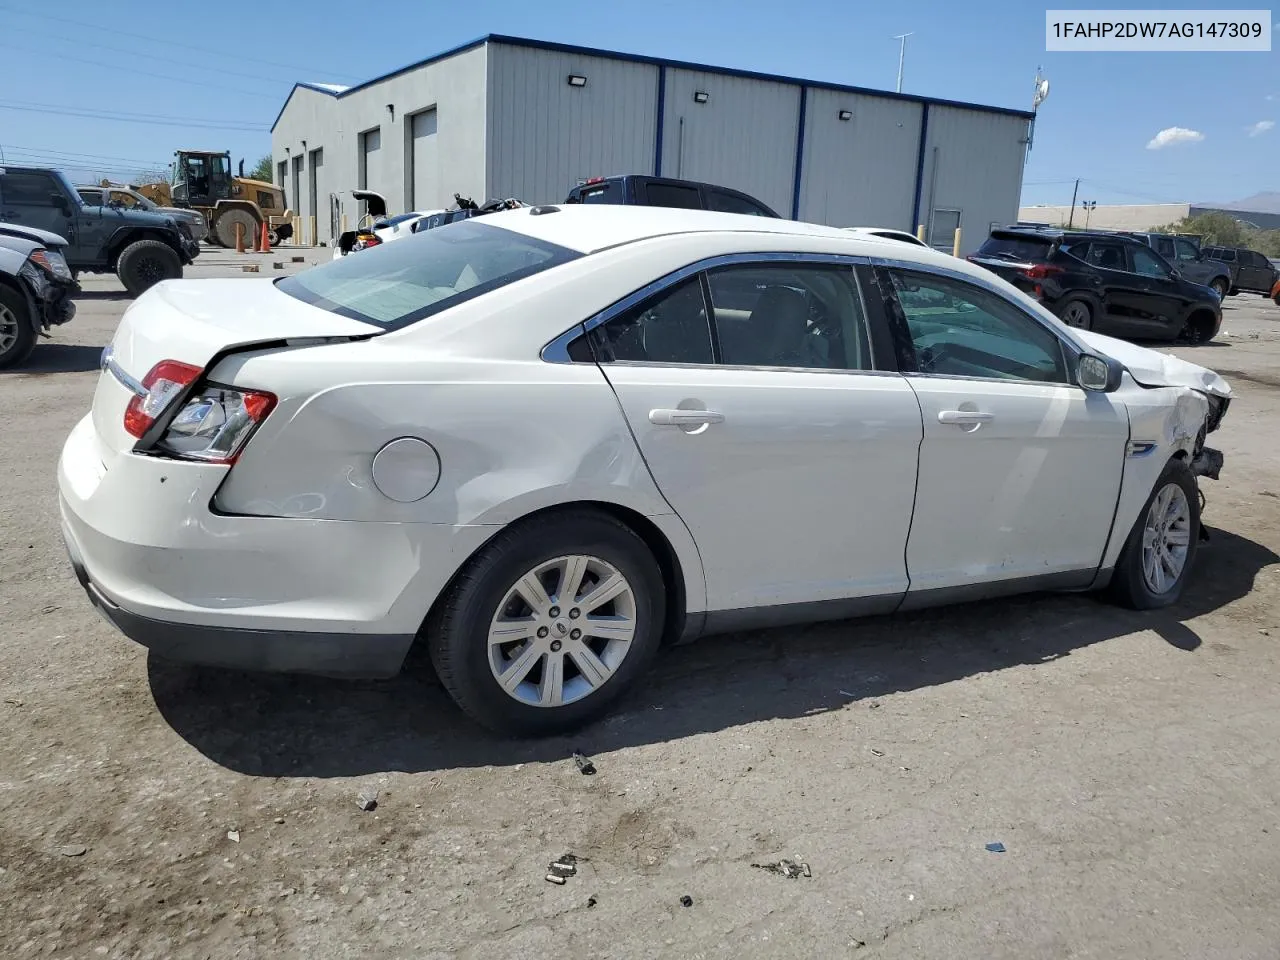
[586,895,597,908]
[680,895,694,907]
[572,750,597,775]
[273,262,284,270]
[985,842,1006,853]
[241,264,260,273]
[752,859,811,879]
[273,817,285,824]
[545,853,582,885]
[356,790,378,812]
[58,844,88,858]
[291,256,305,263]
[226,830,240,843]
[870,748,885,757]
[3,698,22,707]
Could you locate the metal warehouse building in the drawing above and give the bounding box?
[271,35,1034,253]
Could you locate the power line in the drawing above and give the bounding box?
[6,26,308,87]
[0,101,270,131]
[0,3,364,82]
[0,143,170,166]
[0,42,283,100]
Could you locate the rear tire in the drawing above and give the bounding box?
[117,240,181,297]
[1210,277,1229,299]
[428,510,665,736]
[1057,297,1093,330]
[214,209,259,249]
[0,286,37,369]
[1108,458,1200,610]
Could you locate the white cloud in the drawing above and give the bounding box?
[1248,120,1275,137]
[1146,126,1205,150]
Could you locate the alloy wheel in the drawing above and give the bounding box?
[1062,301,1090,328]
[0,302,17,355]
[487,554,637,708]
[1141,482,1192,595]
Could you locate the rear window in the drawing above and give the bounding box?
[277,220,581,330]
[975,234,1053,262]
[567,182,619,204]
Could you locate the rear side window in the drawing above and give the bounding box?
[642,182,702,210]
[593,277,714,364]
[975,234,1053,261]
[706,190,773,217]
[277,220,581,330]
[1173,238,1200,261]
[1151,236,1175,258]
[1084,240,1127,270]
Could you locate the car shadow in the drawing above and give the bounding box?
[148,527,1278,778]
[75,290,132,302]
[0,343,103,375]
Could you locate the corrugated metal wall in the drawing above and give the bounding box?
[272,45,488,243]
[659,68,799,217]
[797,90,923,230]
[486,47,659,203]
[918,106,1030,255]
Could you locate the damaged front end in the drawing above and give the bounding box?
[19,256,78,334]
[1190,393,1229,480]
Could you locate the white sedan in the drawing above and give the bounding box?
[58,207,1232,735]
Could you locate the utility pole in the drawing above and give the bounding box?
[1067,178,1080,228]
[894,33,913,93]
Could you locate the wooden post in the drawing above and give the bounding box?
[952,226,962,257]
[234,221,245,254]
[309,216,316,247]
[916,223,926,243]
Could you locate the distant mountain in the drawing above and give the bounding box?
[1196,192,1280,214]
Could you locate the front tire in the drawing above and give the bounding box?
[1109,459,1201,610]
[428,510,666,736]
[117,240,181,297]
[0,286,37,369]
[1210,277,1229,299]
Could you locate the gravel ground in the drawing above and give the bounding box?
[2,255,1279,959]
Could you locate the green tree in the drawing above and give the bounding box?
[247,155,273,182]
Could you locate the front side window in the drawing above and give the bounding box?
[1130,245,1172,278]
[109,190,142,209]
[593,277,713,365]
[278,220,581,330]
[885,268,1069,384]
[1174,237,1200,261]
[1,172,58,204]
[79,189,104,206]
[1151,236,1175,259]
[706,263,871,370]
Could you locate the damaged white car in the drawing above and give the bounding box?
[58,208,1231,735]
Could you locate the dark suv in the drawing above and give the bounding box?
[564,175,780,218]
[0,166,199,297]
[1122,232,1231,298]
[1200,246,1279,296]
[969,227,1221,343]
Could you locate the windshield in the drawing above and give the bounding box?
[277,220,582,330]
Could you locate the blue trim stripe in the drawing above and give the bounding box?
[910,103,930,234]
[791,86,807,220]
[273,34,1035,132]
[654,65,667,176]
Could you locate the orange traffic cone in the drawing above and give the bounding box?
[235,221,245,254]
[259,220,270,252]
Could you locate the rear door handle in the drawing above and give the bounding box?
[938,410,994,425]
[649,408,725,426]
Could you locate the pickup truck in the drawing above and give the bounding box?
[1122,232,1232,299]
[1201,245,1280,297]
[564,175,780,218]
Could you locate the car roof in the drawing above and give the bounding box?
[993,226,1140,243]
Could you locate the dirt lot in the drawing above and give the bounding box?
[2,255,1280,959]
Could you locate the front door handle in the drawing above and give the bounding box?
[938,410,994,425]
[649,408,725,427]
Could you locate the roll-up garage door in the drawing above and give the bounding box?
[410,109,438,211]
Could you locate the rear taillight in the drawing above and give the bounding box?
[1024,263,1064,279]
[123,360,202,438]
[155,384,277,464]
[122,358,276,464]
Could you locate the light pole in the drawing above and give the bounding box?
[1083,200,1097,229]
[893,33,913,93]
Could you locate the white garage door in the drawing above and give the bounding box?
[410,109,438,211]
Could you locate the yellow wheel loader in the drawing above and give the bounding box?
[138,150,294,247]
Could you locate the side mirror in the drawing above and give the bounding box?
[1077,353,1124,393]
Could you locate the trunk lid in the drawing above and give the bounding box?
[92,278,381,455]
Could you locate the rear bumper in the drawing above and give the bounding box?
[57,413,496,677]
